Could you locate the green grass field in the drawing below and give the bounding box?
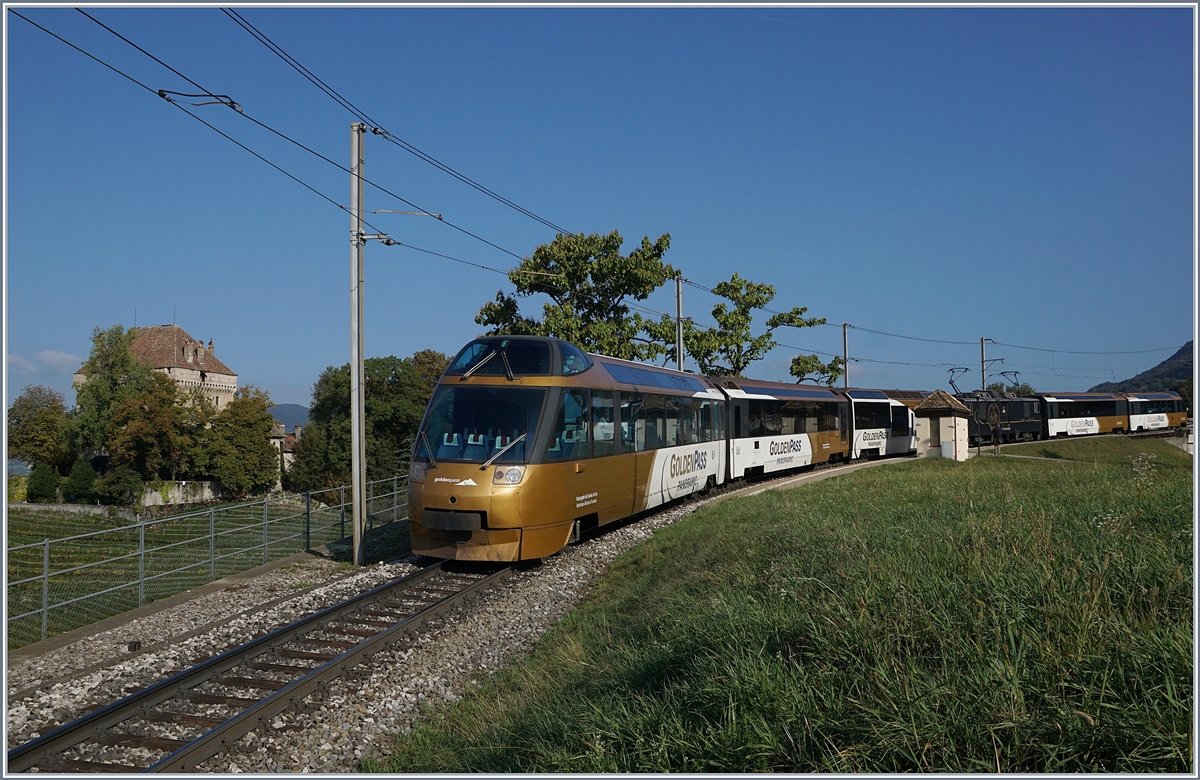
[376,440,1193,772]
[1004,435,1192,468]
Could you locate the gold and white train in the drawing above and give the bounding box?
[406,336,920,562]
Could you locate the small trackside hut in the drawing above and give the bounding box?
[914,389,971,461]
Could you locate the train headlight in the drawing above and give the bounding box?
[493,465,525,485]
[410,462,428,482]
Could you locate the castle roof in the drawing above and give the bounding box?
[74,324,236,380]
[130,325,236,376]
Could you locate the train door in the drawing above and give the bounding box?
[729,398,750,479]
[887,402,916,455]
[592,390,634,525]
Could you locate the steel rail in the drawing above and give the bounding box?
[6,562,510,773]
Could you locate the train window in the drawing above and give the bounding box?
[890,405,910,437]
[639,394,666,451]
[546,389,589,460]
[447,339,551,376]
[560,342,593,376]
[592,391,615,457]
[854,402,890,430]
[619,393,640,453]
[822,402,839,433]
[734,405,743,438]
[698,400,715,442]
[664,397,681,447]
[684,399,697,444]
[415,386,546,464]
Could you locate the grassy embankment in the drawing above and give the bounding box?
[376,437,1193,772]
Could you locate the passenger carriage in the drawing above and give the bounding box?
[841,389,918,459]
[1124,391,1187,432]
[1039,391,1129,437]
[715,378,850,479]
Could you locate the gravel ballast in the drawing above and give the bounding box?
[5,498,713,772]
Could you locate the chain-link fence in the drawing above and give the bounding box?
[6,475,408,651]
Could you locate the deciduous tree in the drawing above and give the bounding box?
[790,354,845,387]
[72,325,154,454]
[107,373,183,480]
[649,272,834,379]
[289,351,440,492]
[986,381,1037,397]
[207,386,279,498]
[7,385,72,472]
[476,231,676,362]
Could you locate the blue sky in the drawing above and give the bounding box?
[4,4,1195,411]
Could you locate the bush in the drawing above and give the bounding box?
[63,457,97,503]
[92,465,144,507]
[7,474,28,503]
[26,463,59,503]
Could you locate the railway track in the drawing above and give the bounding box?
[6,563,510,773]
[7,454,915,773]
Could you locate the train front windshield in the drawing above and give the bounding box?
[415,386,547,464]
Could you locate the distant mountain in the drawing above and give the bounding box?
[8,458,31,477]
[270,403,310,430]
[1088,341,1193,393]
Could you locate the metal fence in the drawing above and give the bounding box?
[6,475,408,651]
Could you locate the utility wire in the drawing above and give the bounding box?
[683,275,1183,357]
[12,10,539,283]
[76,8,531,264]
[220,7,576,237]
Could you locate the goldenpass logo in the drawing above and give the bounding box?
[861,430,888,443]
[768,438,805,456]
[670,449,709,478]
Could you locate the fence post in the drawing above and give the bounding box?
[263,496,269,565]
[368,480,374,531]
[209,507,215,582]
[340,485,346,540]
[305,492,311,551]
[138,522,145,607]
[393,475,398,524]
[41,539,49,641]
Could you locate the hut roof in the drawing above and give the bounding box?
[915,389,970,415]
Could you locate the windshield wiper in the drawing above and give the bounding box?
[480,432,528,470]
[499,349,515,381]
[460,350,497,380]
[419,430,439,469]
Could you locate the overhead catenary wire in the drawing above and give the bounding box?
[75,8,532,264]
[9,9,554,287]
[16,10,1185,386]
[220,7,577,238]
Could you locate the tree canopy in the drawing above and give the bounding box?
[986,381,1037,397]
[648,272,838,381]
[207,386,279,498]
[289,351,445,492]
[7,385,72,471]
[476,231,675,363]
[72,325,154,454]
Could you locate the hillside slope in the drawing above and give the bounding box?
[1089,341,1192,393]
